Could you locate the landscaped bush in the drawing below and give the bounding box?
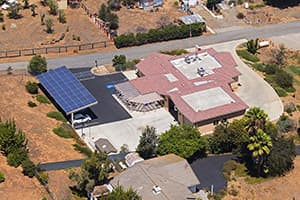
[22,158,36,177]
[284,103,296,114]
[236,50,260,62]
[47,111,66,122]
[25,81,39,94]
[236,12,245,19]
[53,126,73,138]
[7,148,28,167]
[274,87,288,97]
[28,101,37,107]
[160,49,188,56]
[36,94,50,104]
[250,62,265,72]
[27,55,47,75]
[277,114,294,133]
[264,64,278,75]
[0,172,5,183]
[275,70,293,89]
[73,143,92,157]
[114,23,205,48]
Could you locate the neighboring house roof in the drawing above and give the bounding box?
[95,138,117,154]
[90,184,113,198]
[179,14,205,25]
[125,152,144,167]
[131,48,248,123]
[110,154,200,200]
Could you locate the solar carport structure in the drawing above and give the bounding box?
[37,66,98,125]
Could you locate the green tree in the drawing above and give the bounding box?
[157,124,208,160]
[58,10,66,23]
[30,4,37,16]
[71,152,110,195]
[243,107,268,135]
[209,120,248,154]
[7,3,22,19]
[0,120,28,156]
[99,4,107,21]
[247,129,272,176]
[27,55,47,75]
[136,126,158,159]
[23,0,30,9]
[25,81,39,94]
[21,158,36,177]
[247,39,259,54]
[45,18,53,33]
[47,0,58,15]
[265,137,295,176]
[101,185,142,200]
[206,0,218,10]
[112,55,126,67]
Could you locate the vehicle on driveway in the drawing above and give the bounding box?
[73,113,91,124]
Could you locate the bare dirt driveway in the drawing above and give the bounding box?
[200,39,283,121]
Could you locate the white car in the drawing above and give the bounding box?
[73,113,91,124]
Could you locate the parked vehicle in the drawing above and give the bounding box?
[73,113,91,124]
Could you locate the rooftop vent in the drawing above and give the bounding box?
[197,67,205,77]
[184,56,191,64]
[152,185,162,195]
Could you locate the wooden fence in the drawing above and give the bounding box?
[0,41,113,59]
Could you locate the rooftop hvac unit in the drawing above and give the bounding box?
[197,67,205,77]
[184,56,191,64]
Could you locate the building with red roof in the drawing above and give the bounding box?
[117,48,248,132]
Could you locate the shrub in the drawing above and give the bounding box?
[47,111,66,122]
[0,172,5,183]
[264,64,278,75]
[236,12,245,19]
[36,94,50,104]
[275,70,293,89]
[246,39,259,54]
[7,148,28,167]
[115,23,205,48]
[25,81,39,94]
[284,103,296,114]
[236,50,259,62]
[53,126,72,138]
[250,62,265,72]
[58,10,66,23]
[223,160,238,181]
[28,101,37,107]
[274,87,287,97]
[47,0,58,15]
[38,171,49,184]
[45,18,53,33]
[22,158,36,177]
[27,55,47,75]
[160,49,188,56]
[73,143,92,157]
[277,115,294,133]
[112,55,126,67]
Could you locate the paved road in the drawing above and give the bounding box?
[0,21,300,70]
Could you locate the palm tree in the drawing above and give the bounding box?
[247,129,272,176]
[243,107,268,135]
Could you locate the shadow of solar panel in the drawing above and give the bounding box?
[37,66,98,115]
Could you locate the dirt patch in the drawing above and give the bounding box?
[0,154,49,200]
[224,156,300,199]
[0,4,108,50]
[236,1,300,25]
[84,0,186,34]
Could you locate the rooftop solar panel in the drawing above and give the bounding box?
[37,66,98,115]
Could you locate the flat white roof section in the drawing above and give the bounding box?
[181,87,235,111]
[164,73,178,82]
[170,53,222,80]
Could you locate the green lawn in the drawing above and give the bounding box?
[236,49,260,63]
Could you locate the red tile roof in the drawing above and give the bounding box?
[131,48,248,123]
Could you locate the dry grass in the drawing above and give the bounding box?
[84,0,186,34]
[0,3,108,50]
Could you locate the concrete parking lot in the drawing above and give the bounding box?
[81,105,176,152]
